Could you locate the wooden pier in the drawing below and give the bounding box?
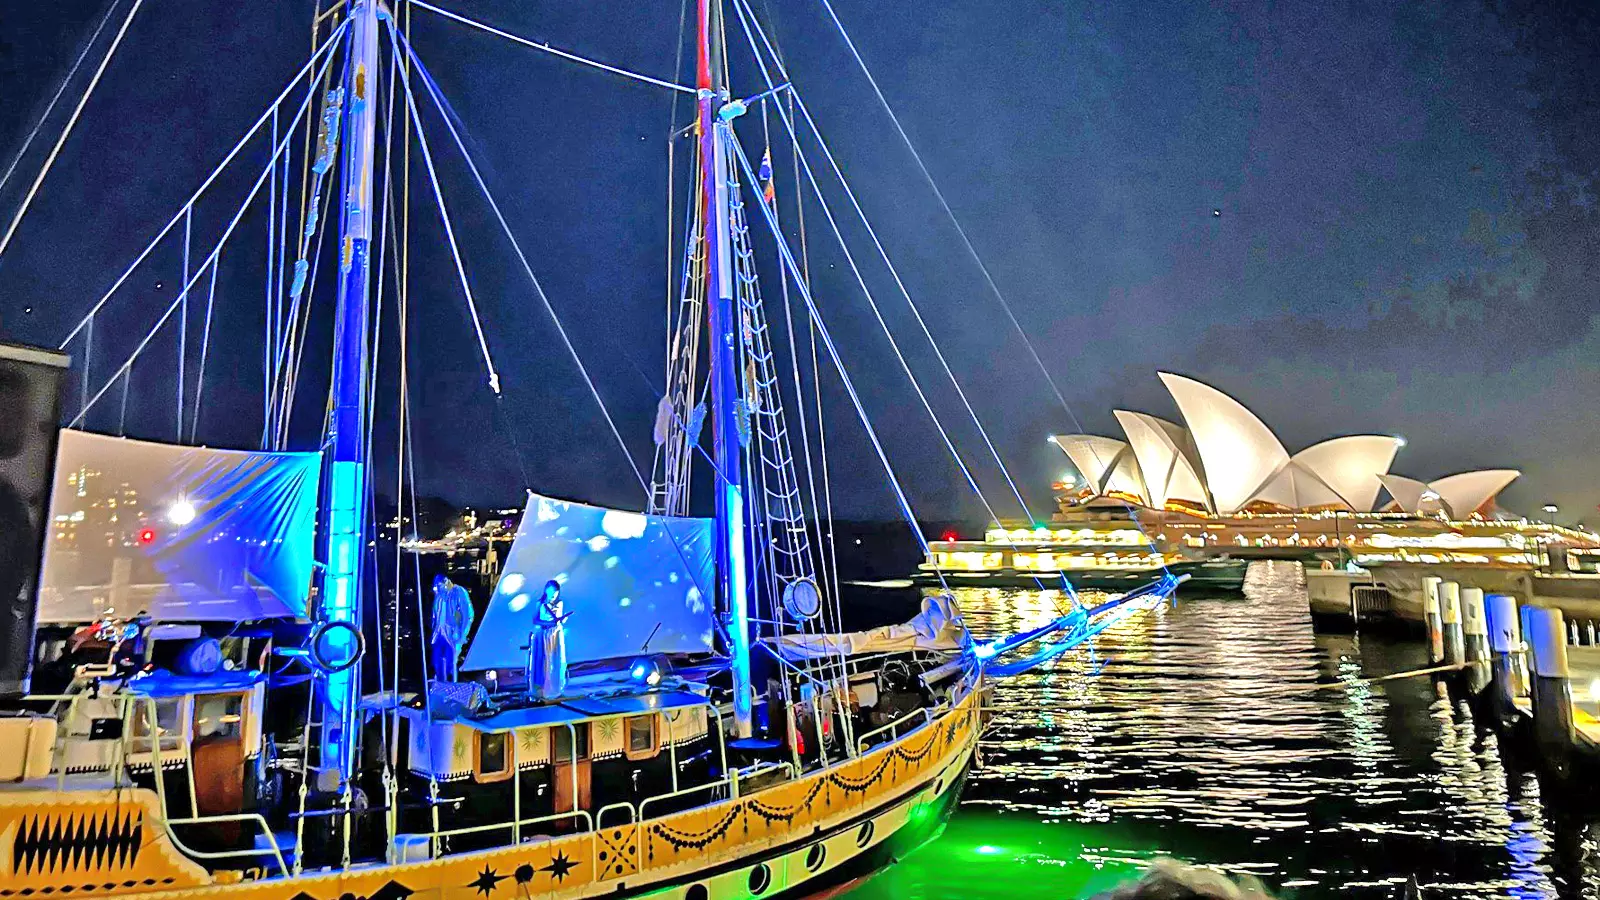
[1313,567,1600,777]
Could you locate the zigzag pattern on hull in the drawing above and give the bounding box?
[13,808,143,875]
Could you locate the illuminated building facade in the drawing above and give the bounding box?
[1050,372,1517,519]
[924,374,1600,579]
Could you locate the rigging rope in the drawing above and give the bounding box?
[0,0,120,198]
[726,132,947,577]
[728,0,1070,603]
[57,18,351,349]
[0,0,146,263]
[407,0,695,94]
[739,0,1166,581]
[189,258,219,441]
[392,48,501,398]
[69,38,336,426]
[393,30,649,486]
[393,28,720,609]
[733,10,1044,528]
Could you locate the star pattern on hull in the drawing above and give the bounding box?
[541,851,577,882]
[468,866,507,896]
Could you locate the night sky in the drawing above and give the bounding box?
[0,1,1596,526]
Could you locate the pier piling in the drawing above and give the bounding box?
[1440,581,1465,667]
[1423,576,1445,664]
[1485,592,1523,721]
[1523,605,1574,774]
[1461,587,1490,693]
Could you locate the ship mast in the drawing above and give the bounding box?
[696,0,754,737]
[321,0,380,778]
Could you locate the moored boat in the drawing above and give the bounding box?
[0,1,1180,898]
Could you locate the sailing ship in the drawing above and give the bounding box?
[0,2,1181,899]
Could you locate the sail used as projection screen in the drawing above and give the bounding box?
[39,430,321,623]
[462,492,716,671]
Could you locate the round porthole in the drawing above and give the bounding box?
[748,863,772,895]
[686,885,708,900]
[805,843,826,872]
[856,821,875,848]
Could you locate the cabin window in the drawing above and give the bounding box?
[130,698,182,752]
[194,693,243,739]
[552,723,589,764]
[475,732,512,782]
[624,715,659,760]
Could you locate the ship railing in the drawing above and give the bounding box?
[23,692,134,790]
[428,809,594,856]
[636,760,795,822]
[856,706,934,755]
[161,813,289,877]
[136,697,289,877]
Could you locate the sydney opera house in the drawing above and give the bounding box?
[1050,373,1520,519]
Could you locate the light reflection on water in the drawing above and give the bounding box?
[846,561,1600,900]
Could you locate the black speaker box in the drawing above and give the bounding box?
[0,342,70,695]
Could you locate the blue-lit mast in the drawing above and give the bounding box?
[696,0,754,737]
[321,0,380,777]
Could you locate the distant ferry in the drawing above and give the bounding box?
[918,525,1248,592]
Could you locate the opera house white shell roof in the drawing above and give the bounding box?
[1051,373,1518,516]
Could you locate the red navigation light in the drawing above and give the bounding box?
[137,528,157,545]
[942,530,959,543]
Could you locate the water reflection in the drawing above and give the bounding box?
[845,561,1598,900]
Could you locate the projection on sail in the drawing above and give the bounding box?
[463,491,716,671]
[39,430,321,623]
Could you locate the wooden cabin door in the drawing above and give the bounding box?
[552,759,591,815]
[551,723,591,819]
[190,692,247,842]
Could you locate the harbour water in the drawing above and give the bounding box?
[846,561,1600,899]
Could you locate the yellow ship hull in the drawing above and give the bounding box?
[1,686,982,900]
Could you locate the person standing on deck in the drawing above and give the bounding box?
[430,574,473,682]
[527,579,569,700]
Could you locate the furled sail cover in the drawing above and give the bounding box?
[1159,372,1289,514]
[1113,411,1209,511]
[1050,435,1146,502]
[39,430,320,623]
[462,492,715,670]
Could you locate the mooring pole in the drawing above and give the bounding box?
[1422,576,1444,664]
[1485,592,1523,723]
[1524,605,1573,776]
[1440,581,1464,667]
[1461,587,1490,694]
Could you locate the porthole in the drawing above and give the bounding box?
[686,885,708,900]
[804,843,826,872]
[748,863,772,895]
[856,821,875,848]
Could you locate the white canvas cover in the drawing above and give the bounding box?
[462,492,716,670]
[772,593,971,661]
[39,430,321,622]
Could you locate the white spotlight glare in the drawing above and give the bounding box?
[167,499,197,526]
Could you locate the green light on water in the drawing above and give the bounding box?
[845,810,1156,899]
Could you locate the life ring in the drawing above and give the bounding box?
[308,620,364,673]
